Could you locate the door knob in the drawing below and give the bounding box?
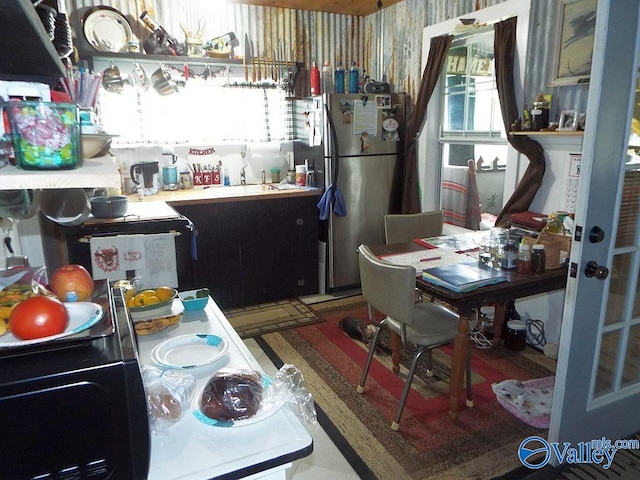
[584,261,609,279]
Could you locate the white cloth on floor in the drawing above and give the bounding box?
[492,377,554,428]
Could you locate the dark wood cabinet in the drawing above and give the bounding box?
[173,195,319,309]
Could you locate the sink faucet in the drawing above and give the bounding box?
[240,166,247,185]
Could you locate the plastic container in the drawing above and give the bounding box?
[270,168,280,183]
[532,244,546,273]
[505,320,527,351]
[7,101,80,170]
[310,62,321,95]
[499,240,518,270]
[295,164,306,186]
[348,61,359,93]
[334,62,345,94]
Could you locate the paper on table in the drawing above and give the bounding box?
[379,248,470,276]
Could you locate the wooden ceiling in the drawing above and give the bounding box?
[228,0,404,16]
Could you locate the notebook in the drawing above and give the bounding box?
[422,258,509,292]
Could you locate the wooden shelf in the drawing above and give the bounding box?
[511,131,584,137]
[0,156,121,191]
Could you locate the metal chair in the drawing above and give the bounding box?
[356,244,473,430]
[384,211,444,244]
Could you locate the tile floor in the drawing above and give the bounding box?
[245,338,361,480]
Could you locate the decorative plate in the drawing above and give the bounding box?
[151,334,229,370]
[83,7,133,53]
[0,302,104,347]
[192,375,285,427]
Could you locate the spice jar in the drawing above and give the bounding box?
[532,244,546,273]
[517,243,532,273]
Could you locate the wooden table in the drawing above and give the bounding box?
[370,241,568,421]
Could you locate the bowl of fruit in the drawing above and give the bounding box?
[125,286,178,319]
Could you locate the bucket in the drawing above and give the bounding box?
[505,320,527,351]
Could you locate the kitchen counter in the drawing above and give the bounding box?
[136,295,313,480]
[137,184,322,207]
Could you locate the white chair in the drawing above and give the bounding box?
[356,244,473,430]
[383,210,444,244]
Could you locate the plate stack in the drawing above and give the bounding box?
[35,3,56,41]
[53,11,73,59]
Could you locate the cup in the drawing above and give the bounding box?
[162,165,178,185]
[180,172,193,189]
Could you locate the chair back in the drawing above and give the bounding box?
[384,211,444,244]
[358,244,417,327]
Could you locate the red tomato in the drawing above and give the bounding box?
[9,296,69,340]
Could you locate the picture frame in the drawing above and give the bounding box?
[558,109,579,131]
[549,0,597,87]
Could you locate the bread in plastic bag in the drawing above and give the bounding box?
[142,365,196,435]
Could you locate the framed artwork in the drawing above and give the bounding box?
[549,0,597,87]
[559,109,579,131]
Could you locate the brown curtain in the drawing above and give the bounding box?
[493,16,546,227]
[390,34,453,214]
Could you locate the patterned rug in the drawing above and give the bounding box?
[223,298,325,338]
[256,297,558,480]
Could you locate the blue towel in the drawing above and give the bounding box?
[317,184,347,220]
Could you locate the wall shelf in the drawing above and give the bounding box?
[0,0,65,85]
[0,157,121,191]
[511,131,584,137]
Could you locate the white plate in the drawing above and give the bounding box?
[0,302,104,347]
[84,8,133,53]
[192,375,285,427]
[151,334,229,370]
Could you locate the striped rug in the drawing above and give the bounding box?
[223,298,324,338]
[257,296,559,480]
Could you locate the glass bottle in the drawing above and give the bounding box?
[532,244,546,273]
[517,243,532,273]
[500,240,518,270]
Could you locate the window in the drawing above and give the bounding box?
[439,27,507,227]
[98,76,291,146]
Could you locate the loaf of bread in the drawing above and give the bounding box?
[199,369,264,421]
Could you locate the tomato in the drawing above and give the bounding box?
[9,296,69,340]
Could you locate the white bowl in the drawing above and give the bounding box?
[81,134,114,159]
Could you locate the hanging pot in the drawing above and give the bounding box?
[151,65,179,96]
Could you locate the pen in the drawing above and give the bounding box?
[420,257,441,262]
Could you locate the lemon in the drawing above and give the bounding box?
[145,295,160,306]
[133,293,148,307]
[155,287,175,302]
[140,289,157,298]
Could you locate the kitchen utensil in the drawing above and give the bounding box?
[81,133,114,159]
[244,33,250,82]
[179,172,193,189]
[131,63,151,92]
[151,65,179,96]
[39,189,91,227]
[90,195,128,218]
[4,236,29,269]
[101,63,125,93]
[250,39,256,83]
[130,161,160,195]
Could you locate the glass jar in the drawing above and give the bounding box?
[517,243,532,273]
[531,244,546,273]
[500,240,518,270]
[531,100,549,131]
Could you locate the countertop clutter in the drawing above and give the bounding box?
[136,293,313,480]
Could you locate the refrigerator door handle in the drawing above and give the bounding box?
[325,104,340,187]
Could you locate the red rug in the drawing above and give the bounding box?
[257,296,557,480]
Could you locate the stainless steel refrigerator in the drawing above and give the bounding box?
[303,93,406,291]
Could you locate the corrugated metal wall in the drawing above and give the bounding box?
[67,0,589,115]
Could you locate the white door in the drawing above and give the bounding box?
[549,0,640,452]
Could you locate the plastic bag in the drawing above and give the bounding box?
[142,365,196,435]
[274,364,317,425]
[194,365,316,427]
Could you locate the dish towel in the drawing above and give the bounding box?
[89,233,178,287]
[317,184,347,220]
